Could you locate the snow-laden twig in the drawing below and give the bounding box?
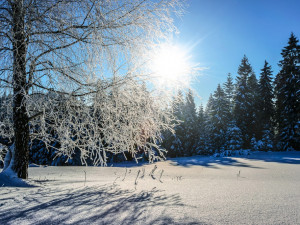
[122,168,128,181]
[113,176,120,186]
[149,165,158,180]
[159,169,164,183]
[140,168,145,179]
[134,169,141,190]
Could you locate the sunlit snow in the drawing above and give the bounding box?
[1,151,299,224]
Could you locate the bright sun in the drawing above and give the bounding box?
[151,43,191,88]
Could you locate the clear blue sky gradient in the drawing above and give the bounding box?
[173,0,300,106]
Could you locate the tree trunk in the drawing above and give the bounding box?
[11,0,29,179]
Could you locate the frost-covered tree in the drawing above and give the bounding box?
[250,137,259,151]
[0,93,13,158]
[223,72,235,115]
[209,84,230,151]
[162,91,185,157]
[258,61,274,128]
[173,90,185,122]
[247,72,260,140]
[260,129,273,152]
[274,33,300,151]
[204,94,214,152]
[182,89,197,156]
[195,104,209,154]
[257,61,274,149]
[205,94,214,117]
[233,55,254,148]
[0,0,183,179]
[225,121,243,151]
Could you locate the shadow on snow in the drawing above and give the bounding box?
[168,156,264,169]
[0,184,203,225]
[168,151,300,168]
[244,151,300,165]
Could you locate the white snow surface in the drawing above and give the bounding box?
[1,151,300,225]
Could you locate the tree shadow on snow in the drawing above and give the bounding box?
[169,151,300,168]
[108,161,150,168]
[0,184,205,225]
[239,151,300,165]
[169,156,264,169]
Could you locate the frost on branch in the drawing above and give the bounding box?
[0,94,13,167]
[0,80,174,166]
[0,144,6,166]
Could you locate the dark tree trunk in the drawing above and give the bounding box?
[11,0,29,179]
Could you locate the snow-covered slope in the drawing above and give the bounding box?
[1,152,299,224]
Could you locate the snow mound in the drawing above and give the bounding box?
[0,168,36,187]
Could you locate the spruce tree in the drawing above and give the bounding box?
[197,104,206,129]
[173,90,185,122]
[182,89,198,156]
[164,91,185,157]
[258,61,274,150]
[258,61,274,129]
[223,73,235,115]
[233,55,254,148]
[260,129,273,151]
[225,121,243,151]
[247,72,260,141]
[204,94,215,153]
[210,84,230,151]
[275,33,300,150]
[196,104,210,154]
[205,94,214,117]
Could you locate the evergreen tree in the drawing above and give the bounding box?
[247,72,260,140]
[225,121,243,151]
[250,137,259,151]
[260,129,273,151]
[275,33,300,150]
[196,104,210,154]
[210,84,230,151]
[205,94,214,117]
[173,90,185,122]
[182,89,198,156]
[163,91,185,157]
[257,61,274,149]
[233,55,254,148]
[197,104,206,129]
[258,61,274,130]
[204,94,215,153]
[223,73,235,115]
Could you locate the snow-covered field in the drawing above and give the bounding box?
[1,151,300,225]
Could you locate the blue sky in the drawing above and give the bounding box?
[173,0,300,106]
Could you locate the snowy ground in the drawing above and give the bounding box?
[1,151,300,225]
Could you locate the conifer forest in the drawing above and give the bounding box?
[163,33,299,157]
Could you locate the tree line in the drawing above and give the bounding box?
[163,33,300,157]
